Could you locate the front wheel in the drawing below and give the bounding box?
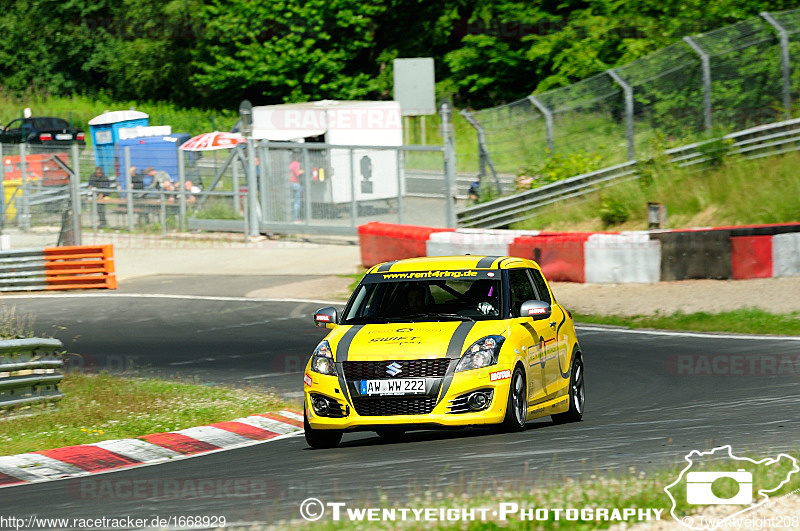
[304,409,343,449]
[552,354,585,424]
[499,366,527,432]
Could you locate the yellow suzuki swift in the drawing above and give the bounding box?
[303,255,585,448]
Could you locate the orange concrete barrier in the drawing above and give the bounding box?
[43,245,117,290]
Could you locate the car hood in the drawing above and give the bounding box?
[329,321,510,362]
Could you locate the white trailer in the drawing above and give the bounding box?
[251,100,403,205]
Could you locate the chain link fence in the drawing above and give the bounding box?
[463,8,800,179]
[2,140,456,242]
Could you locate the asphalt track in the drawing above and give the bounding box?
[1,277,799,527]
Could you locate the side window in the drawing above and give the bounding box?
[508,269,536,317]
[4,119,22,132]
[529,269,552,305]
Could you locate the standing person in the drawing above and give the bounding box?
[289,155,304,222]
[129,166,144,190]
[88,166,112,228]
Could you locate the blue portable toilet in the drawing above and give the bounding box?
[115,134,192,189]
[88,110,149,176]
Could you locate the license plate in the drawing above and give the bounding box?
[360,378,425,396]
[55,133,72,140]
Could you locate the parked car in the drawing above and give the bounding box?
[0,117,85,146]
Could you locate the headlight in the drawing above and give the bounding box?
[456,335,505,372]
[310,340,337,376]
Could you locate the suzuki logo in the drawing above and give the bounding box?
[386,362,403,376]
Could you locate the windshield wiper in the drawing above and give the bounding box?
[403,312,475,322]
[343,316,390,324]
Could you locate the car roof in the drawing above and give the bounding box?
[366,255,538,273]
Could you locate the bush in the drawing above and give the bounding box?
[599,194,630,227]
[519,151,605,191]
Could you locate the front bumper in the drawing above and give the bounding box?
[304,364,513,431]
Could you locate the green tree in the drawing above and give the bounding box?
[191,0,388,106]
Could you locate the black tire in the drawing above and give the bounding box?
[375,428,406,442]
[500,366,527,432]
[304,409,343,449]
[552,354,585,424]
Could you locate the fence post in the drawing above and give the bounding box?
[0,143,5,227]
[91,191,98,236]
[302,147,312,226]
[683,36,713,132]
[70,143,82,245]
[232,148,240,215]
[459,109,502,194]
[242,188,249,241]
[160,193,167,237]
[396,148,404,225]
[607,69,636,161]
[244,137,259,238]
[441,102,457,228]
[178,147,186,232]
[761,12,792,119]
[124,146,134,233]
[349,148,357,227]
[527,95,555,155]
[258,143,269,223]
[19,143,29,230]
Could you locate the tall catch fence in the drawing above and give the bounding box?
[463,9,800,180]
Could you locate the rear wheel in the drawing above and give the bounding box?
[500,366,527,432]
[304,409,343,449]
[375,428,406,442]
[552,354,584,424]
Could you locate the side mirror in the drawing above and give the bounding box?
[313,307,338,328]
[519,300,551,321]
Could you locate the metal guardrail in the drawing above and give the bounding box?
[458,118,800,228]
[0,338,65,412]
[458,162,639,228]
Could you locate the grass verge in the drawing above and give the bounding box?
[513,151,800,231]
[0,372,285,456]
[574,308,800,336]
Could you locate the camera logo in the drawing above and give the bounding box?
[665,445,799,530]
[686,469,752,505]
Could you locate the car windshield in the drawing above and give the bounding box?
[342,273,503,323]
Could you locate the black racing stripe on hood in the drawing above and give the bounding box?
[335,325,363,363]
[436,321,475,406]
[335,324,364,407]
[476,256,501,268]
[446,321,475,359]
[376,261,397,272]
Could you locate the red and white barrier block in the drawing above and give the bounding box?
[0,410,302,488]
[358,222,800,284]
[426,229,541,257]
[584,232,661,283]
[772,233,800,277]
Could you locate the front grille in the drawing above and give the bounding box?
[343,359,451,380]
[352,396,438,416]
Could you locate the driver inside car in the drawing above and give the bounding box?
[463,279,500,316]
[405,284,428,314]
